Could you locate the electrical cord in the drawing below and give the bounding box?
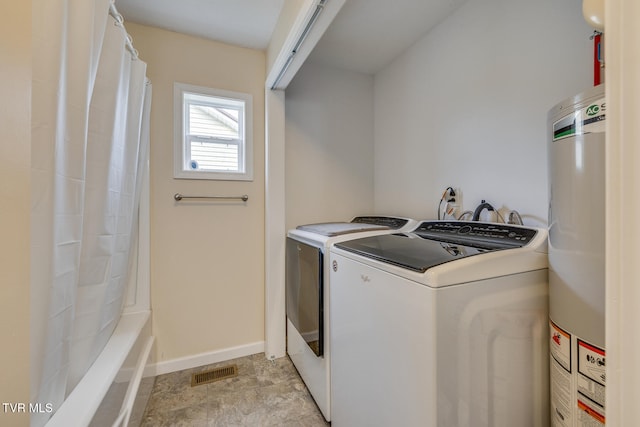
[437,187,455,220]
[508,210,523,225]
[471,199,507,223]
[443,193,517,224]
[457,210,474,220]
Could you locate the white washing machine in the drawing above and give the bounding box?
[329,221,549,427]
[286,216,418,421]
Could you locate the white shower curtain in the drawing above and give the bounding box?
[31,1,150,425]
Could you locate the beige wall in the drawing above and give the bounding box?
[1,2,31,426]
[126,23,266,363]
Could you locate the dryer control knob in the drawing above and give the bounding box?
[458,225,472,234]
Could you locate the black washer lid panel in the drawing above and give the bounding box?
[334,233,494,273]
[351,216,409,229]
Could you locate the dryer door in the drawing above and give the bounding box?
[286,238,323,357]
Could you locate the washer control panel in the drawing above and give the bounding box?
[413,221,538,249]
[351,216,410,229]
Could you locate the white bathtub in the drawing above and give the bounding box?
[46,311,153,427]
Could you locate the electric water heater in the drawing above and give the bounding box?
[548,84,606,426]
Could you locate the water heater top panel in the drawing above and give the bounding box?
[548,84,605,131]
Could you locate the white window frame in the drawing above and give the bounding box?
[174,82,253,181]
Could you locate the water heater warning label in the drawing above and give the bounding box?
[550,321,571,372]
[578,399,605,426]
[578,340,605,407]
[550,319,606,426]
[550,321,573,426]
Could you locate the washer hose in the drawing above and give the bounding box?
[472,200,495,221]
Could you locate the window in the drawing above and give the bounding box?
[174,83,253,180]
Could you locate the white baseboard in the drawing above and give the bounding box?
[145,341,265,377]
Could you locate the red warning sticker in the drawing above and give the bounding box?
[578,399,605,425]
[550,320,571,372]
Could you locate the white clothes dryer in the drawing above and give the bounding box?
[329,221,549,427]
[286,216,418,421]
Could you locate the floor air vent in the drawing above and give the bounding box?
[191,364,238,386]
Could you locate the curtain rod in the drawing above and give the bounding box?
[270,0,326,90]
[109,2,139,59]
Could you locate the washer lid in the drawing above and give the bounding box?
[296,222,388,236]
[335,233,492,273]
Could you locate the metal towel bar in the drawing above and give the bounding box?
[174,193,248,202]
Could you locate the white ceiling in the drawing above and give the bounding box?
[309,0,465,74]
[115,0,464,75]
[114,0,285,50]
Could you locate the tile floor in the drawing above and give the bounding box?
[140,353,330,426]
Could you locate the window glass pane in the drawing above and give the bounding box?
[189,140,239,171]
[188,104,239,139]
[174,82,252,181]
